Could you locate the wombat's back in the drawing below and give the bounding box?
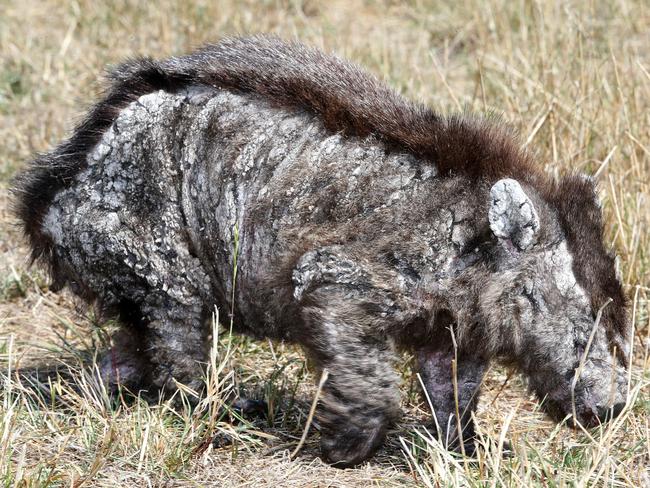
[13,36,537,279]
[38,82,443,338]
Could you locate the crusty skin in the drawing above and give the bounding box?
[13,36,630,467]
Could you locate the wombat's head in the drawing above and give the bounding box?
[479,177,629,427]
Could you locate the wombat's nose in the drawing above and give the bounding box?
[596,402,625,422]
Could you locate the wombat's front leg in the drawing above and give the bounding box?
[416,345,487,454]
[300,287,401,467]
[141,294,209,400]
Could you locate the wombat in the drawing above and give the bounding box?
[13,35,630,467]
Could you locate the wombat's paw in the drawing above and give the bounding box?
[320,424,387,468]
[228,398,268,419]
[98,347,147,393]
[453,439,478,458]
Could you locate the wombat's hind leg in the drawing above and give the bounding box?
[98,326,150,395]
[141,293,210,402]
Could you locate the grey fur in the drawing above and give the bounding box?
[17,37,630,467]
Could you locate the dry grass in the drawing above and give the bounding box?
[1,0,649,486]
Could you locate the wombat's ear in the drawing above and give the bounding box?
[488,178,540,251]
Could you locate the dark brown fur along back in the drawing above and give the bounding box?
[158,36,539,180]
[13,36,539,262]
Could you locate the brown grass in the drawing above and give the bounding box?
[1,0,648,486]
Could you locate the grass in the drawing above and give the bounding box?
[0,0,649,486]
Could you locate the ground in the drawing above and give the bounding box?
[0,1,649,486]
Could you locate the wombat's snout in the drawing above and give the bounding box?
[596,401,625,422]
[581,401,626,427]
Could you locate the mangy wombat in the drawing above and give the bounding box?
[13,36,630,467]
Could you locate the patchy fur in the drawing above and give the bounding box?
[12,36,630,467]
